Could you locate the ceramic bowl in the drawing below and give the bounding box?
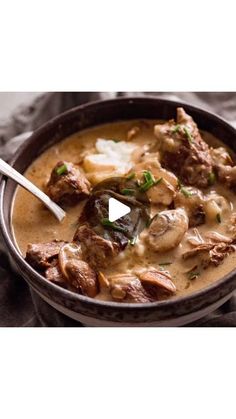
[1,97,236,326]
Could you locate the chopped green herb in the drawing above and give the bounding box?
[172,124,181,133]
[208,172,216,185]
[154,177,163,185]
[56,164,68,176]
[181,187,193,198]
[129,236,137,246]
[139,171,162,192]
[101,218,127,232]
[159,262,172,266]
[121,188,135,196]
[146,217,152,227]
[178,179,193,198]
[126,172,136,180]
[188,271,200,280]
[112,139,120,143]
[183,126,193,144]
[216,213,221,223]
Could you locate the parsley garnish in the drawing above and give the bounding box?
[121,188,135,196]
[56,164,68,176]
[101,218,127,232]
[188,271,200,280]
[129,236,137,246]
[139,171,163,192]
[181,187,193,198]
[126,172,136,180]
[183,126,193,144]
[159,262,172,266]
[172,124,181,134]
[208,172,216,185]
[178,179,193,198]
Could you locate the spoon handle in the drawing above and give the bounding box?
[0,158,66,222]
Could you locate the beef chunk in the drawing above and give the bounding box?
[154,108,213,188]
[46,161,91,205]
[107,269,176,303]
[26,240,66,270]
[109,274,153,303]
[74,224,120,268]
[209,146,236,190]
[45,261,67,286]
[26,240,98,297]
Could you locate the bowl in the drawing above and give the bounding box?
[1,96,236,326]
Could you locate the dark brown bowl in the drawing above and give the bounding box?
[1,97,236,326]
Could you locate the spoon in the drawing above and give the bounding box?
[0,158,66,222]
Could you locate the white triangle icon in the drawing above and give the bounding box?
[108,197,131,222]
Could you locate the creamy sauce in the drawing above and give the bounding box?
[12,120,236,298]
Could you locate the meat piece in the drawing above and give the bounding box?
[183,241,236,268]
[210,146,236,190]
[46,161,91,205]
[26,240,66,270]
[108,269,176,303]
[174,186,205,227]
[74,224,121,268]
[26,240,98,297]
[108,274,151,303]
[154,108,213,188]
[45,261,66,286]
[58,243,98,297]
[146,208,189,252]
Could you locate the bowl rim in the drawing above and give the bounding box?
[1,95,236,312]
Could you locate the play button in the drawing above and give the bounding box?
[108,197,131,222]
[85,176,150,243]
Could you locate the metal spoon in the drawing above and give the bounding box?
[0,158,66,222]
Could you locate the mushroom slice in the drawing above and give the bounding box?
[147,208,189,252]
[138,269,176,294]
[58,243,98,297]
[98,271,110,290]
[58,243,82,274]
[204,231,232,244]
